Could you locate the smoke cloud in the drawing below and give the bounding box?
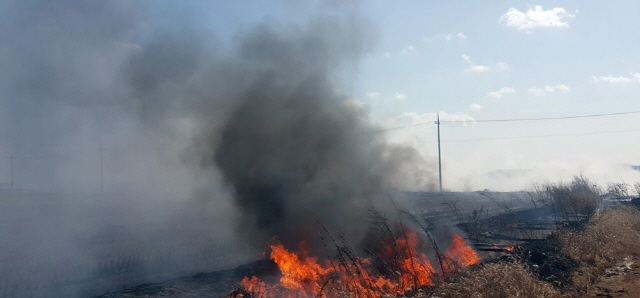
[211,22,412,247]
[125,14,436,247]
[1,1,435,296]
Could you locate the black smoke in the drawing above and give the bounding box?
[199,20,435,247]
[125,13,436,247]
[131,12,436,247]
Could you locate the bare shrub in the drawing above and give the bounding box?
[607,182,631,201]
[535,176,603,222]
[426,262,561,298]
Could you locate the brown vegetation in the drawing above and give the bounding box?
[557,206,640,295]
[427,262,561,298]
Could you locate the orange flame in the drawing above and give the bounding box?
[380,228,435,288]
[238,228,436,298]
[443,234,480,274]
[492,245,515,252]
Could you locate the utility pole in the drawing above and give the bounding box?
[435,113,442,192]
[100,144,104,193]
[9,153,13,192]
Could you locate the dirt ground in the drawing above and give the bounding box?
[587,255,640,298]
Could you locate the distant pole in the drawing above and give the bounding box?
[9,153,13,192]
[100,144,104,193]
[435,113,443,192]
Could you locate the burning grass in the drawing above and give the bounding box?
[228,227,480,298]
[442,234,480,274]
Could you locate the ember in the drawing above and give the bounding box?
[490,245,516,252]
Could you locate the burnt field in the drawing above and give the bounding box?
[0,190,534,298]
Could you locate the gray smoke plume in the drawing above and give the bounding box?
[125,14,436,247]
[196,20,435,247]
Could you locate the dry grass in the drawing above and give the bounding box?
[423,262,561,298]
[557,206,640,292]
[558,206,640,266]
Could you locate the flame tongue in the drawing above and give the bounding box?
[443,234,480,273]
[270,242,330,293]
[380,229,435,288]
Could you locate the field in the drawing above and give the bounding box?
[3,183,638,298]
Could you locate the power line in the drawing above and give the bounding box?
[441,110,640,123]
[443,128,640,142]
[368,122,433,133]
[371,110,640,133]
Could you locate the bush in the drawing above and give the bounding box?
[534,176,603,222]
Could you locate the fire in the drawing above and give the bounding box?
[271,242,331,292]
[379,228,435,288]
[237,228,436,298]
[443,234,480,273]
[235,231,481,298]
[492,245,515,252]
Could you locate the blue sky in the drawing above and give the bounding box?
[348,1,640,190]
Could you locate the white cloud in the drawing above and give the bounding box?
[401,45,417,54]
[591,74,637,83]
[462,55,490,73]
[500,6,575,31]
[495,61,510,71]
[394,92,406,101]
[527,84,570,96]
[425,32,467,42]
[469,103,482,111]
[342,99,367,111]
[383,52,391,58]
[389,112,475,126]
[366,91,381,99]
[486,87,516,99]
